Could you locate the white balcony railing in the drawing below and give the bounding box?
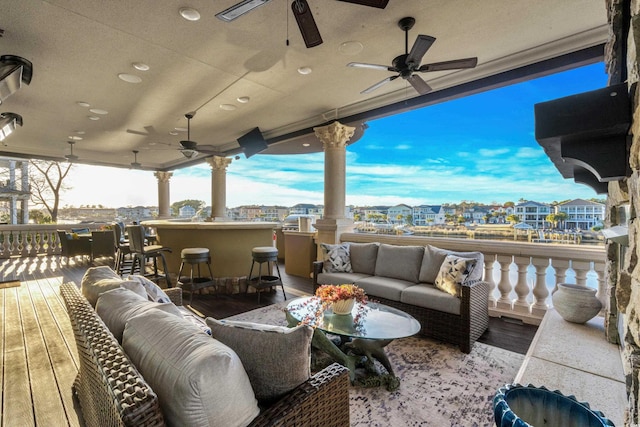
[340,232,607,325]
[0,224,107,258]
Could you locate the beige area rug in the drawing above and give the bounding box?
[226,303,525,427]
[0,280,21,289]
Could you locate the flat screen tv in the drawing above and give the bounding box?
[237,127,268,158]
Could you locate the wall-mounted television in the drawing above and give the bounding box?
[237,127,268,158]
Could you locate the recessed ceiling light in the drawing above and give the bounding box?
[74,130,85,135]
[297,67,312,75]
[118,73,142,83]
[77,101,90,108]
[174,127,187,132]
[302,143,310,147]
[68,135,83,140]
[88,116,100,121]
[180,7,201,21]
[237,96,250,103]
[169,131,178,136]
[338,41,364,55]
[220,104,237,111]
[132,62,150,71]
[89,108,108,115]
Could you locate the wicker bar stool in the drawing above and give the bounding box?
[247,246,285,303]
[177,247,215,305]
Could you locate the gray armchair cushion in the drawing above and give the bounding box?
[419,245,484,283]
[374,244,424,283]
[348,242,379,275]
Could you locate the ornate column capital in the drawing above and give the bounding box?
[154,171,173,183]
[313,121,355,149]
[206,156,233,171]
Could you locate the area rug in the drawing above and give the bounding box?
[226,302,525,427]
[0,280,21,289]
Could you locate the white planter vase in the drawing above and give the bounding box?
[552,283,602,324]
[332,298,355,315]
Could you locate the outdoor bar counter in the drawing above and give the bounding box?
[142,220,277,280]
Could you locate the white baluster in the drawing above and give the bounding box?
[551,259,570,294]
[572,260,591,286]
[484,253,497,308]
[531,257,550,316]
[594,261,606,309]
[496,254,513,311]
[512,256,531,314]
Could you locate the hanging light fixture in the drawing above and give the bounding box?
[65,141,78,162]
[0,55,33,105]
[180,112,199,159]
[131,150,142,169]
[0,112,22,142]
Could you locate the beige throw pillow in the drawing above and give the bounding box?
[206,318,313,403]
[434,254,477,297]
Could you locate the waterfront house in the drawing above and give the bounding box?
[557,198,605,230]
[514,200,553,229]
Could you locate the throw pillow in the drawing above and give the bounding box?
[95,287,182,342]
[123,310,260,427]
[206,318,313,403]
[348,242,379,275]
[80,265,123,306]
[419,245,485,284]
[434,254,477,297]
[320,243,352,273]
[374,244,424,283]
[127,274,171,303]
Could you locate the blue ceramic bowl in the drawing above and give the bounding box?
[494,383,614,427]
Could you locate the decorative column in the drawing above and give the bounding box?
[206,156,232,221]
[313,121,356,247]
[154,171,173,219]
[20,161,29,224]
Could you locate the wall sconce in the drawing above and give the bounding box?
[0,112,23,142]
[0,55,33,105]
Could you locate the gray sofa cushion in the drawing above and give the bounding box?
[400,284,461,315]
[123,309,260,427]
[355,276,414,301]
[317,272,372,285]
[348,242,379,275]
[419,245,485,283]
[374,244,424,283]
[206,318,313,403]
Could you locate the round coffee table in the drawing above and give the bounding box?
[286,296,421,390]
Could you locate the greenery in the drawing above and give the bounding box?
[171,199,206,216]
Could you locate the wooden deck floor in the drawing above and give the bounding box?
[0,255,537,426]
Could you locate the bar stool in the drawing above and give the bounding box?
[126,225,172,287]
[177,247,215,305]
[247,246,285,303]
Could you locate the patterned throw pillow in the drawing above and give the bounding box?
[320,243,353,273]
[434,254,477,297]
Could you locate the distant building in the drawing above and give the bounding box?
[261,205,290,222]
[413,205,445,226]
[556,199,605,230]
[514,201,553,228]
[387,204,413,224]
[179,205,196,218]
[116,206,156,222]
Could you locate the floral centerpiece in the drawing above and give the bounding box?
[288,284,369,329]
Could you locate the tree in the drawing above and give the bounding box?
[555,212,568,229]
[29,209,52,224]
[546,213,558,229]
[506,214,519,224]
[171,199,206,216]
[29,160,73,223]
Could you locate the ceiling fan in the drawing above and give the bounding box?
[347,17,478,95]
[179,112,222,159]
[216,0,388,48]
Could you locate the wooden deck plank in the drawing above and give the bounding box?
[2,286,35,427]
[26,278,81,427]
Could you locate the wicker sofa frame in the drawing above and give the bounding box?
[60,282,350,427]
[312,261,490,354]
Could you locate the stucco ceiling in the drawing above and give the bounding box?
[0,0,608,171]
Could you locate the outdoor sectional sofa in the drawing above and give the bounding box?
[60,266,350,427]
[313,242,490,353]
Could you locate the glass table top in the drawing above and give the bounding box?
[286,296,421,340]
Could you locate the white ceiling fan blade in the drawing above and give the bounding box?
[361,75,399,94]
[418,57,478,72]
[406,35,436,67]
[407,74,432,95]
[348,62,395,72]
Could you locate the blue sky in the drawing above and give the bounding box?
[64,62,609,208]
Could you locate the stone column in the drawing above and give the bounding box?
[313,121,356,247]
[206,156,232,221]
[20,161,28,224]
[154,171,173,219]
